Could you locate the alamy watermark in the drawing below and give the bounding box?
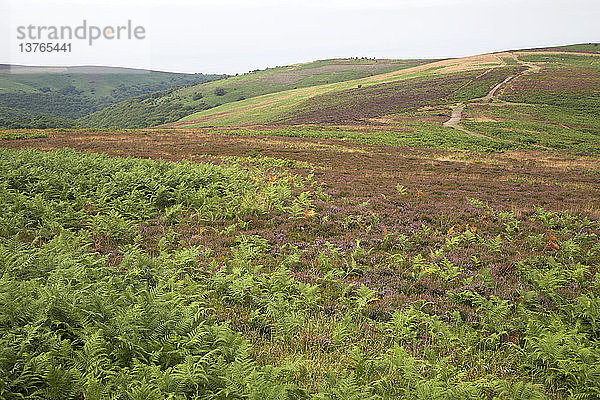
[16,20,146,53]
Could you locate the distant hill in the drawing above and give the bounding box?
[80,58,436,128]
[4,65,162,74]
[0,106,76,129]
[0,65,226,128]
[523,42,600,53]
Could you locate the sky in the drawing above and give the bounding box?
[1,0,598,74]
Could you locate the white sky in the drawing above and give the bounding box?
[1,0,599,74]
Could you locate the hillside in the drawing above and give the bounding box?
[174,52,523,127]
[525,42,600,53]
[0,106,76,129]
[0,65,225,128]
[1,43,600,399]
[169,44,600,154]
[80,58,435,128]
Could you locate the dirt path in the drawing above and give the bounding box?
[478,74,517,102]
[442,102,490,138]
[443,52,541,137]
[443,103,465,128]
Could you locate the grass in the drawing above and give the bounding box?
[462,119,600,154]
[465,103,600,130]
[195,124,513,152]
[461,92,600,154]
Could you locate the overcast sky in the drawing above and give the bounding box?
[1,0,598,74]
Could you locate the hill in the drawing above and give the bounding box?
[1,43,600,399]
[169,44,600,154]
[174,52,524,127]
[80,58,435,128]
[524,42,600,53]
[0,65,225,128]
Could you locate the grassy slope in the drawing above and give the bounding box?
[81,59,435,128]
[459,52,600,154]
[275,67,523,124]
[525,42,600,53]
[173,59,434,109]
[173,46,600,154]
[178,44,600,128]
[177,53,507,127]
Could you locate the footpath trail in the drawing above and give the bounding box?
[442,103,489,138]
[443,52,541,138]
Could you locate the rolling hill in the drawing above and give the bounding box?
[2,43,600,399]
[80,58,436,128]
[0,65,225,128]
[165,43,600,154]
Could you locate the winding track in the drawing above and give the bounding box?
[443,52,541,137]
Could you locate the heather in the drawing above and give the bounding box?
[1,146,599,399]
[2,45,600,399]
